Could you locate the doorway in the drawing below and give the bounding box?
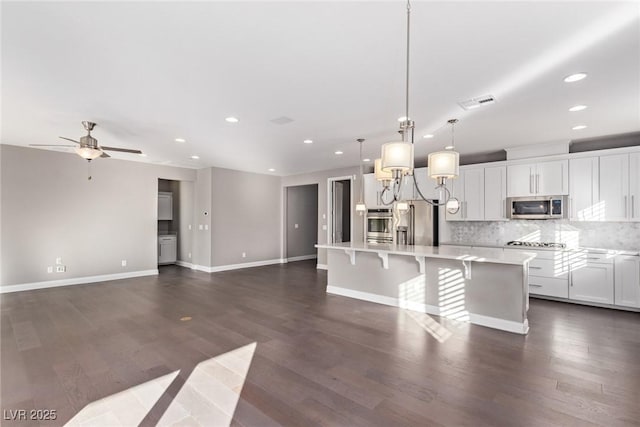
[157,179,194,271]
[328,176,353,244]
[285,184,319,261]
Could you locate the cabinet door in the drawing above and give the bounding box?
[484,166,507,220]
[570,263,614,304]
[463,168,485,220]
[507,163,535,197]
[445,172,464,221]
[599,154,629,221]
[569,157,600,220]
[614,256,640,308]
[536,160,568,195]
[630,153,640,221]
[363,174,382,209]
[158,238,177,263]
[158,193,173,220]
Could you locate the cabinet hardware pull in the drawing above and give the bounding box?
[529,266,542,270]
[529,174,533,194]
[536,174,540,194]
[624,196,628,218]
[529,284,543,287]
[633,195,636,218]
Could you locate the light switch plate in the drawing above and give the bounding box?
[121,260,127,267]
[204,224,209,230]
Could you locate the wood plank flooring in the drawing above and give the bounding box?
[1,261,639,426]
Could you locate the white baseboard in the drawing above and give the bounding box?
[175,260,194,269]
[316,264,328,270]
[191,258,285,273]
[284,255,318,262]
[326,285,529,335]
[0,270,159,294]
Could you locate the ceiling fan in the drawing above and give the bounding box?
[30,121,143,161]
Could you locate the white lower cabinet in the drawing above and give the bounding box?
[614,256,640,308]
[158,235,177,264]
[570,258,614,304]
[525,249,569,298]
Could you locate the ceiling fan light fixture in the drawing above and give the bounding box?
[75,146,103,160]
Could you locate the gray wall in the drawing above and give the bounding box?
[210,167,281,266]
[193,168,212,268]
[286,184,318,258]
[281,166,364,265]
[178,181,194,263]
[0,145,195,286]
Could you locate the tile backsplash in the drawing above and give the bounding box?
[446,220,640,251]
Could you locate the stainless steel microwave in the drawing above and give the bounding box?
[507,196,567,220]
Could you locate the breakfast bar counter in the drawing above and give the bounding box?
[316,242,536,334]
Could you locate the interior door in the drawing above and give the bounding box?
[333,182,343,243]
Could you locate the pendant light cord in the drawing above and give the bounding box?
[404,0,411,143]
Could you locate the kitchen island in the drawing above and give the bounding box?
[316,242,536,334]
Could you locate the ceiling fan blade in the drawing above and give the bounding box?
[59,136,81,144]
[100,146,143,154]
[29,144,75,147]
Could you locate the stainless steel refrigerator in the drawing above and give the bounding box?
[395,200,439,246]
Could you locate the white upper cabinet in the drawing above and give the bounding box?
[599,154,630,221]
[364,173,384,209]
[614,255,640,308]
[446,167,484,221]
[463,168,485,220]
[507,163,534,197]
[630,153,640,221]
[569,157,600,221]
[537,160,568,195]
[158,192,173,220]
[484,166,507,220]
[413,168,439,200]
[507,160,568,197]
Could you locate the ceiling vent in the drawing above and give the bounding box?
[270,116,294,125]
[458,94,496,111]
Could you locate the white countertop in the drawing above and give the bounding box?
[316,242,535,265]
[441,241,639,256]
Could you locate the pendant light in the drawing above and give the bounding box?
[355,138,367,214]
[377,0,459,209]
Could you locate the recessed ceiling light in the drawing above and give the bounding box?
[564,73,587,83]
[572,125,587,130]
[225,117,239,123]
[175,138,186,143]
[423,134,434,139]
[268,168,276,172]
[569,105,588,112]
[190,155,200,159]
[363,158,371,162]
[335,151,343,155]
[303,139,313,144]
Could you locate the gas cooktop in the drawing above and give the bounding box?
[506,241,567,248]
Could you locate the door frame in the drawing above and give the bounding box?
[327,175,354,245]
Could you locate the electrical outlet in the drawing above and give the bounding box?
[204,224,209,230]
[294,223,299,229]
[199,225,203,230]
[56,265,66,273]
[242,252,246,258]
[47,266,53,273]
[188,224,192,230]
[55,257,62,265]
[121,260,127,267]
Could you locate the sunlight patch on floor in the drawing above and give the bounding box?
[64,370,179,426]
[404,310,453,343]
[157,342,257,427]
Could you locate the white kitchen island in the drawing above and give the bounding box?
[316,242,536,334]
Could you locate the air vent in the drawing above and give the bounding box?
[270,116,294,125]
[458,95,496,111]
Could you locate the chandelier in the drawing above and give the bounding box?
[375,0,460,213]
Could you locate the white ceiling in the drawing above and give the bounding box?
[2,1,639,176]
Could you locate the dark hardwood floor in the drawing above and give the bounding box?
[1,261,639,426]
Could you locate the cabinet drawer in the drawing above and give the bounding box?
[529,277,569,298]
[529,257,569,279]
